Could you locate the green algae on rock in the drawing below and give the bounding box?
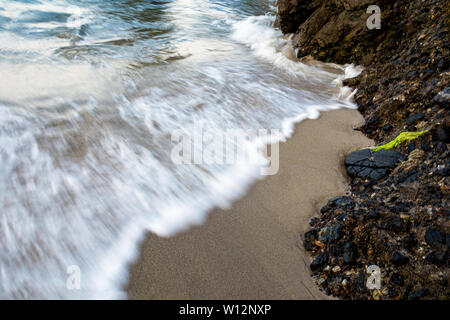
[372,130,430,151]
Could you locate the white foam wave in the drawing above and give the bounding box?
[230,14,362,103]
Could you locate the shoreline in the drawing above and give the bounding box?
[126,108,373,299]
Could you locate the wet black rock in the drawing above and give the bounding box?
[362,116,380,134]
[345,149,406,181]
[390,202,412,213]
[389,287,399,298]
[309,217,320,227]
[328,196,355,210]
[318,223,343,244]
[373,150,407,168]
[435,143,448,155]
[352,166,388,181]
[434,87,450,107]
[403,234,418,250]
[391,252,409,266]
[321,196,356,214]
[343,241,358,264]
[380,216,406,233]
[438,167,450,178]
[390,272,405,286]
[410,288,429,300]
[425,250,448,266]
[320,205,330,214]
[310,252,328,272]
[276,0,322,34]
[366,210,380,220]
[303,229,318,251]
[355,272,368,294]
[336,213,349,222]
[329,244,342,257]
[421,142,431,152]
[406,113,425,126]
[433,128,449,143]
[425,228,446,247]
[407,142,416,153]
[345,149,372,166]
[383,124,393,132]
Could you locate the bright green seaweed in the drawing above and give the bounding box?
[370,130,429,151]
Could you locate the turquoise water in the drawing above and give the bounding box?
[0,0,357,298]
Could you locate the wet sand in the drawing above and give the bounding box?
[126,108,373,299]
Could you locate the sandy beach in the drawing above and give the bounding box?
[126,108,373,299]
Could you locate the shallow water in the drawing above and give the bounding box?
[0,0,358,298]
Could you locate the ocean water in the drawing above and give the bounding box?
[0,0,360,299]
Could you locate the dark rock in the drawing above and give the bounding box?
[410,288,429,300]
[344,149,372,166]
[438,275,448,287]
[355,271,368,294]
[425,228,446,247]
[434,87,450,107]
[425,251,446,266]
[435,142,448,154]
[309,217,320,227]
[403,234,418,249]
[363,116,380,133]
[380,216,406,233]
[406,113,425,125]
[329,196,355,210]
[388,287,399,298]
[407,142,416,153]
[433,128,449,143]
[402,284,413,300]
[373,150,407,168]
[391,202,411,213]
[421,142,431,152]
[391,252,409,266]
[366,210,380,220]
[320,205,330,214]
[276,0,322,34]
[343,241,358,264]
[345,149,406,181]
[383,124,393,132]
[318,223,343,244]
[310,252,328,272]
[348,166,369,179]
[368,168,388,180]
[390,273,404,286]
[329,244,342,257]
[303,229,318,251]
[438,167,450,176]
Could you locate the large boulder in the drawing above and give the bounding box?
[277,0,394,64]
[276,0,322,34]
[344,148,406,181]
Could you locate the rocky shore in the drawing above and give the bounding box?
[277,0,449,299]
